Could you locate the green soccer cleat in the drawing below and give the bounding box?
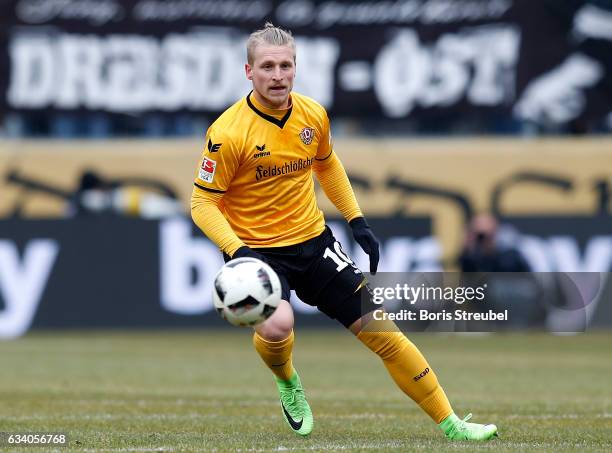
[439,413,498,441]
[275,371,313,436]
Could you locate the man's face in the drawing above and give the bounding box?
[246,44,295,109]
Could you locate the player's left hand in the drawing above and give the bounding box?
[349,217,380,274]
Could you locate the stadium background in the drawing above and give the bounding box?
[0,1,611,451]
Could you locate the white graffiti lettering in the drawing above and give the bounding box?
[374,26,520,117]
[7,32,338,111]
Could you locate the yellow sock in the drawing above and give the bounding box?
[252,330,295,381]
[357,323,453,423]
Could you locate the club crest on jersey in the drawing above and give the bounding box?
[199,157,217,183]
[299,127,315,145]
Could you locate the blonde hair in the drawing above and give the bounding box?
[246,22,295,65]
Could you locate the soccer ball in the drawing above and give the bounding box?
[212,257,282,327]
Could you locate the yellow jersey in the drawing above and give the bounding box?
[194,91,334,248]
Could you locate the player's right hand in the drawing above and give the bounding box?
[232,246,268,263]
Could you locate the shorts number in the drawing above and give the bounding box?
[323,242,357,272]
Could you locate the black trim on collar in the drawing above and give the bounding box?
[194,182,226,193]
[247,92,292,129]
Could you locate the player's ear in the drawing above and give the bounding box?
[245,63,253,80]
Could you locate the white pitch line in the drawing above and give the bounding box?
[81,448,175,452]
[1,413,226,422]
[236,442,406,452]
[505,413,612,420]
[54,398,278,408]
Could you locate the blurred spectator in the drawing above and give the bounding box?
[0,113,205,138]
[50,113,112,138]
[459,214,531,273]
[459,214,544,328]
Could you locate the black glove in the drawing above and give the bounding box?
[349,217,380,274]
[232,246,268,263]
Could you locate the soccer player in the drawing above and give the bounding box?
[191,23,497,441]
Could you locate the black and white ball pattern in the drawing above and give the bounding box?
[212,257,281,327]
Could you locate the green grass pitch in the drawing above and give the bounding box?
[0,330,611,452]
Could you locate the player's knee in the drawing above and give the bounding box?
[255,299,294,341]
[257,320,293,341]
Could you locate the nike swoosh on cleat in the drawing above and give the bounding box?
[281,403,303,430]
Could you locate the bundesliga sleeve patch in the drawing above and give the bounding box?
[199,157,217,183]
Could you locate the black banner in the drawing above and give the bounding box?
[0,215,432,337]
[1,214,612,338]
[1,0,611,126]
